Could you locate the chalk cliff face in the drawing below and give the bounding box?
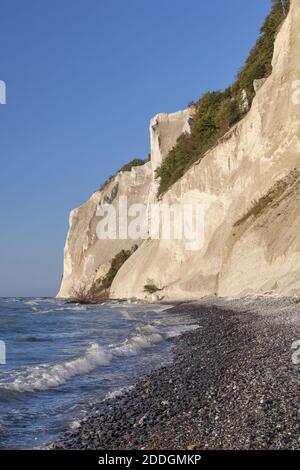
[57,163,152,298]
[58,110,193,298]
[59,0,300,301]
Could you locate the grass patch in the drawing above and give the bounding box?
[234,169,300,227]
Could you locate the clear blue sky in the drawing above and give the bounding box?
[0,0,271,297]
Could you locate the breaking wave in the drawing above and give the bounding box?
[0,323,195,393]
[1,344,113,393]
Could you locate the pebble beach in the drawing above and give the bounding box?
[52,296,300,450]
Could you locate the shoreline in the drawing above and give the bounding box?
[52,296,300,450]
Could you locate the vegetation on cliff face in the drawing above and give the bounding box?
[156,1,289,196]
[98,158,148,192]
[70,283,108,304]
[144,284,162,294]
[101,245,138,290]
[234,168,300,227]
[69,245,138,303]
[119,159,146,172]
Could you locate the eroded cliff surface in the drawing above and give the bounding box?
[110,0,300,300]
[58,109,192,298]
[57,164,152,298]
[59,0,300,301]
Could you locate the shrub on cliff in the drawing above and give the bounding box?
[156,1,289,196]
[144,284,161,294]
[69,283,108,304]
[234,0,289,101]
[119,159,146,172]
[156,90,241,194]
[98,158,147,192]
[69,245,138,303]
[101,245,138,289]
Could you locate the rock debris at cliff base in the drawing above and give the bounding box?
[52,296,300,450]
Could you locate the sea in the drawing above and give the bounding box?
[0,297,197,449]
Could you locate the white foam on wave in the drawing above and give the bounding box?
[113,332,163,357]
[0,318,199,394]
[0,326,165,393]
[120,310,136,321]
[165,324,200,338]
[24,300,40,306]
[1,344,112,393]
[69,419,81,430]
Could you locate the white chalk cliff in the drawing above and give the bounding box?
[58,109,193,298]
[59,0,300,301]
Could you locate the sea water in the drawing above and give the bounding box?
[0,298,197,449]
